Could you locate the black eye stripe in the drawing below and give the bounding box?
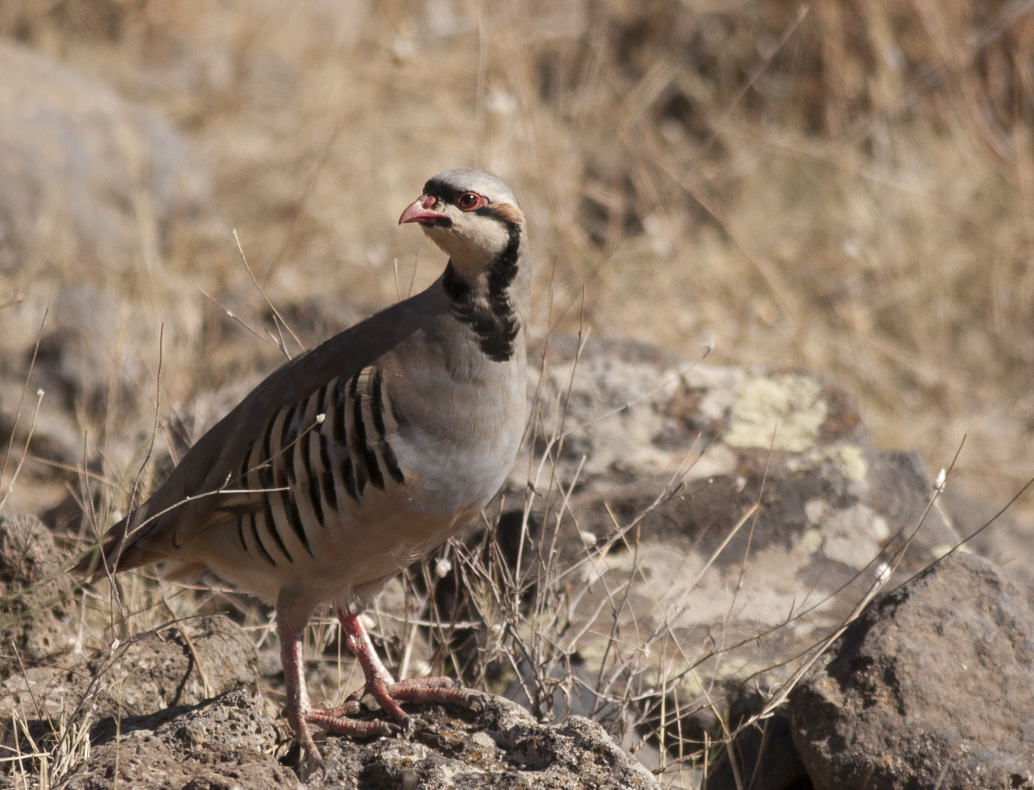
[422,179,489,207]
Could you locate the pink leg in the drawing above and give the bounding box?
[277,603,395,767]
[334,609,477,732]
[277,616,321,762]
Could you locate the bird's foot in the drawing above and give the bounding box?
[344,675,481,733]
[285,703,400,775]
[306,706,401,738]
[333,611,481,737]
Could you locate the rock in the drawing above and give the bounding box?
[0,284,162,521]
[56,690,297,790]
[80,613,260,721]
[0,41,208,278]
[51,689,661,790]
[53,687,657,789]
[316,692,659,789]
[0,614,259,762]
[0,514,77,665]
[484,336,962,748]
[789,551,1034,790]
[28,284,154,414]
[0,377,84,511]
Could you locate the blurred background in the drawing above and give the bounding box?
[1,0,1033,529]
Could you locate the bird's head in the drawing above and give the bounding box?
[399,169,525,278]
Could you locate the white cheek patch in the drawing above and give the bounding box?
[426,212,512,272]
[464,217,510,252]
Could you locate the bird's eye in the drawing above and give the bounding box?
[456,192,484,211]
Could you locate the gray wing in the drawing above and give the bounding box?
[100,284,443,572]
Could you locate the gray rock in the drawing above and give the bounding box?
[0,41,208,276]
[491,336,961,749]
[28,284,153,414]
[789,551,1034,790]
[942,487,1034,587]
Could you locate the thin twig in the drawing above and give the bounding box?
[233,228,302,358]
[0,309,47,497]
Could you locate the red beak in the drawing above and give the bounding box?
[399,196,448,226]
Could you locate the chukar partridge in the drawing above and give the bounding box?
[80,169,530,763]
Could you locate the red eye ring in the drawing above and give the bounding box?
[456,192,485,211]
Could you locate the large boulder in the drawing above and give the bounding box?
[483,336,962,754]
[790,551,1034,790]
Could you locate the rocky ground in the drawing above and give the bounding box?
[4,334,1034,787]
[2,5,1034,789]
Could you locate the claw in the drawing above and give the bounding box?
[399,715,414,738]
[297,752,327,782]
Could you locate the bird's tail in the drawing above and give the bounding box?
[71,514,131,580]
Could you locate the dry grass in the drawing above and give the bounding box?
[3,0,1030,516]
[2,0,1034,786]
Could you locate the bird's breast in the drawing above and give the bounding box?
[389,357,526,515]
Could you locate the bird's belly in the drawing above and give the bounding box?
[195,481,475,609]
